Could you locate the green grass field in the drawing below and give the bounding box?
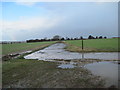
[2,59,104,88]
[2,41,56,55]
[2,38,119,56]
[65,38,119,52]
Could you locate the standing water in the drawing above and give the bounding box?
[24,43,119,60]
[85,61,119,88]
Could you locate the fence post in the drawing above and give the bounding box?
[82,39,83,50]
[82,39,84,61]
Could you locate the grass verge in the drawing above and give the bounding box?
[2,59,105,88]
[2,41,56,55]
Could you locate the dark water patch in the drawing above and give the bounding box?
[84,61,119,88]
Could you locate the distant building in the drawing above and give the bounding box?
[52,35,61,40]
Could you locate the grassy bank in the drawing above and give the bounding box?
[2,59,105,88]
[65,38,119,52]
[2,41,56,55]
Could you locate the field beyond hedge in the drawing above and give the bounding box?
[65,38,119,52]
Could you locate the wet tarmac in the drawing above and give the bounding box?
[24,43,119,60]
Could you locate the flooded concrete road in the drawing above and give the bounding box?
[24,43,119,88]
[24,43,119,60]
[85,61,119,88]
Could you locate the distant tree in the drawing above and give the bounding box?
[74,38,77,40]
[71,38,73,40]
[67,38,70,40]
[61,37,65,41]
[27,39,34,43]
[96,36,98,39]
[80,36,83,39]
[66,37,70,40]
[104,36,107,39]
[35,39,39,42]
[88,35,92,39]
[99,36,103,39]
[88,35,95,39]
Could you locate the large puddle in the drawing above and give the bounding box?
[85,61,119,88]
[24,43,119,60]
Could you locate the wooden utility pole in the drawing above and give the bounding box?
[82,39,84,50]
[81,39,84,60]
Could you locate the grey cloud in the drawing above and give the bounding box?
[2,2,118,41]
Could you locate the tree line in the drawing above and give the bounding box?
[26,35,107,43]
[1,41,26,44]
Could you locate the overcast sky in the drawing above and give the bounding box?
[1,1,119,41]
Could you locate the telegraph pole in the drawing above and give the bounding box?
[82,39,84,50]
[82,38,84,60]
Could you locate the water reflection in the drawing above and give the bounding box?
[85,61,119,88]
[57,59,90,69]
[58,63,75,69]
[24,43,119,60]
[82,52,85,61]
